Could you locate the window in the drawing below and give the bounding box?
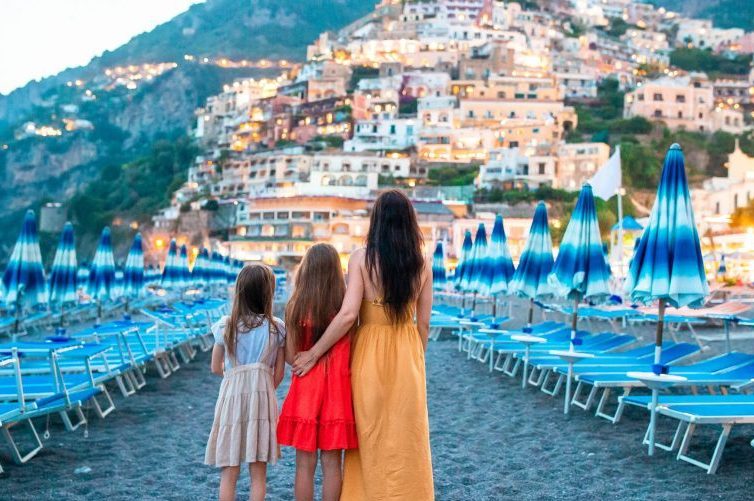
[677,111,683,118]
[538,163,546,175]
[497,91,506,98]
[675,94,686,103]
[654,109,662,118]
[637,94,644,101]
[653,93,663,101]
[389,124,396,134]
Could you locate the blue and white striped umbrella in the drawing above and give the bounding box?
[161,239,183,289]
[625,144,708,308]
[549,184,611,303]
[455,230,474,291]
[210,251,225,285]
[548,184,611,414]
[123,233,145,298]
[224,256,234,284]
[192,247,212,286]
[49,222,78,305]
[510,202,554,301]
[625,144,708,455]
[2,210,48,308]
[178,245,191,287]
[88,227,116,301]
[467,223,489,294]
[432,241,447,291]
[479,215,516,296]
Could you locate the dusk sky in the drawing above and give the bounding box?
[0,0,204,95]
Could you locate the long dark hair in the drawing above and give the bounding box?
[285,243,345,351]
[225,264,279,360]
[365,190,425,323]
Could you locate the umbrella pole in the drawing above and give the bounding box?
[492,294,498,323]
[648,300,666,456]
[527,298,534,328]
[724,319,731,354]
[564,297,579,415]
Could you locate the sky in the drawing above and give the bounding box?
[0,0,204,95]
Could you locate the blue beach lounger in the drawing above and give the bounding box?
[570,351,752,422]
[655,402,754,474]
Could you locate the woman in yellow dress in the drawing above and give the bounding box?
[293,190,434,500]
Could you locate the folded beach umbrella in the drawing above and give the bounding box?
[624,143,708,455]
[467,223,489,296]
[88,227,116,302]
[2,210,48,312]
[49,222,78,306]
[210,251,225,285]
[454,230,473,292]
[123,233,145,298]
[510,202,554,325]
[223,256,234,284]
[432,241,447,291]
[178,245,191,287]
[480,214,516,297]
[161,239,182,289]
[548,184,611,413]
[192,247,211,287]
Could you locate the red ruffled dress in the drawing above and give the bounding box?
[277,322,358,452]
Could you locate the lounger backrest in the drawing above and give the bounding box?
[660,343,700,364]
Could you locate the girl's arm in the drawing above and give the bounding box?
[415,264,433,352]
[284,330,297,366]
[292,249,365,376]
[210,344,225,376]
[273,347,286,388]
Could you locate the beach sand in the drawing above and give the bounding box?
[2,304,753,499]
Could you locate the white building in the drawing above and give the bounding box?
[344,118,419,152]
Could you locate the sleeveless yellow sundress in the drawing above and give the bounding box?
[340,300,434,501]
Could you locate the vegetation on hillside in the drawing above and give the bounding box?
[95,0,375,68]
[669,48,751,77]
[648,0,754,32]
[69,137,198,244]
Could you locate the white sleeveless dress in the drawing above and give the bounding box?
[204,317,284,467]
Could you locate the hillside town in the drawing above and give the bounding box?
[48,0,754,275]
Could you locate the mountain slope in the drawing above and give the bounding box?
[0,0,377,255]
[97,0,376,67]
[648,0,754,31]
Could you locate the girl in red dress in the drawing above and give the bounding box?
[278,243,358,501]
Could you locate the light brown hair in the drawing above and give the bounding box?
[285,243,345,352]
[224,263,279,360]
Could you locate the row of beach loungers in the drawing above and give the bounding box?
[0,298,227,473]
[0,296,161,338]
[430,303,754,475]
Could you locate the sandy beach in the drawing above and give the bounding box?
[2,304,753,500]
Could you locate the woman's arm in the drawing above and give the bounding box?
[292,250,365,376]
[273,347,286,388]
[415,264,433,351]
[210,344,225,376]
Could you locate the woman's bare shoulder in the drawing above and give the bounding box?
[350,247,367,262]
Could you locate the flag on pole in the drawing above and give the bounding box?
[589,145,621,201]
